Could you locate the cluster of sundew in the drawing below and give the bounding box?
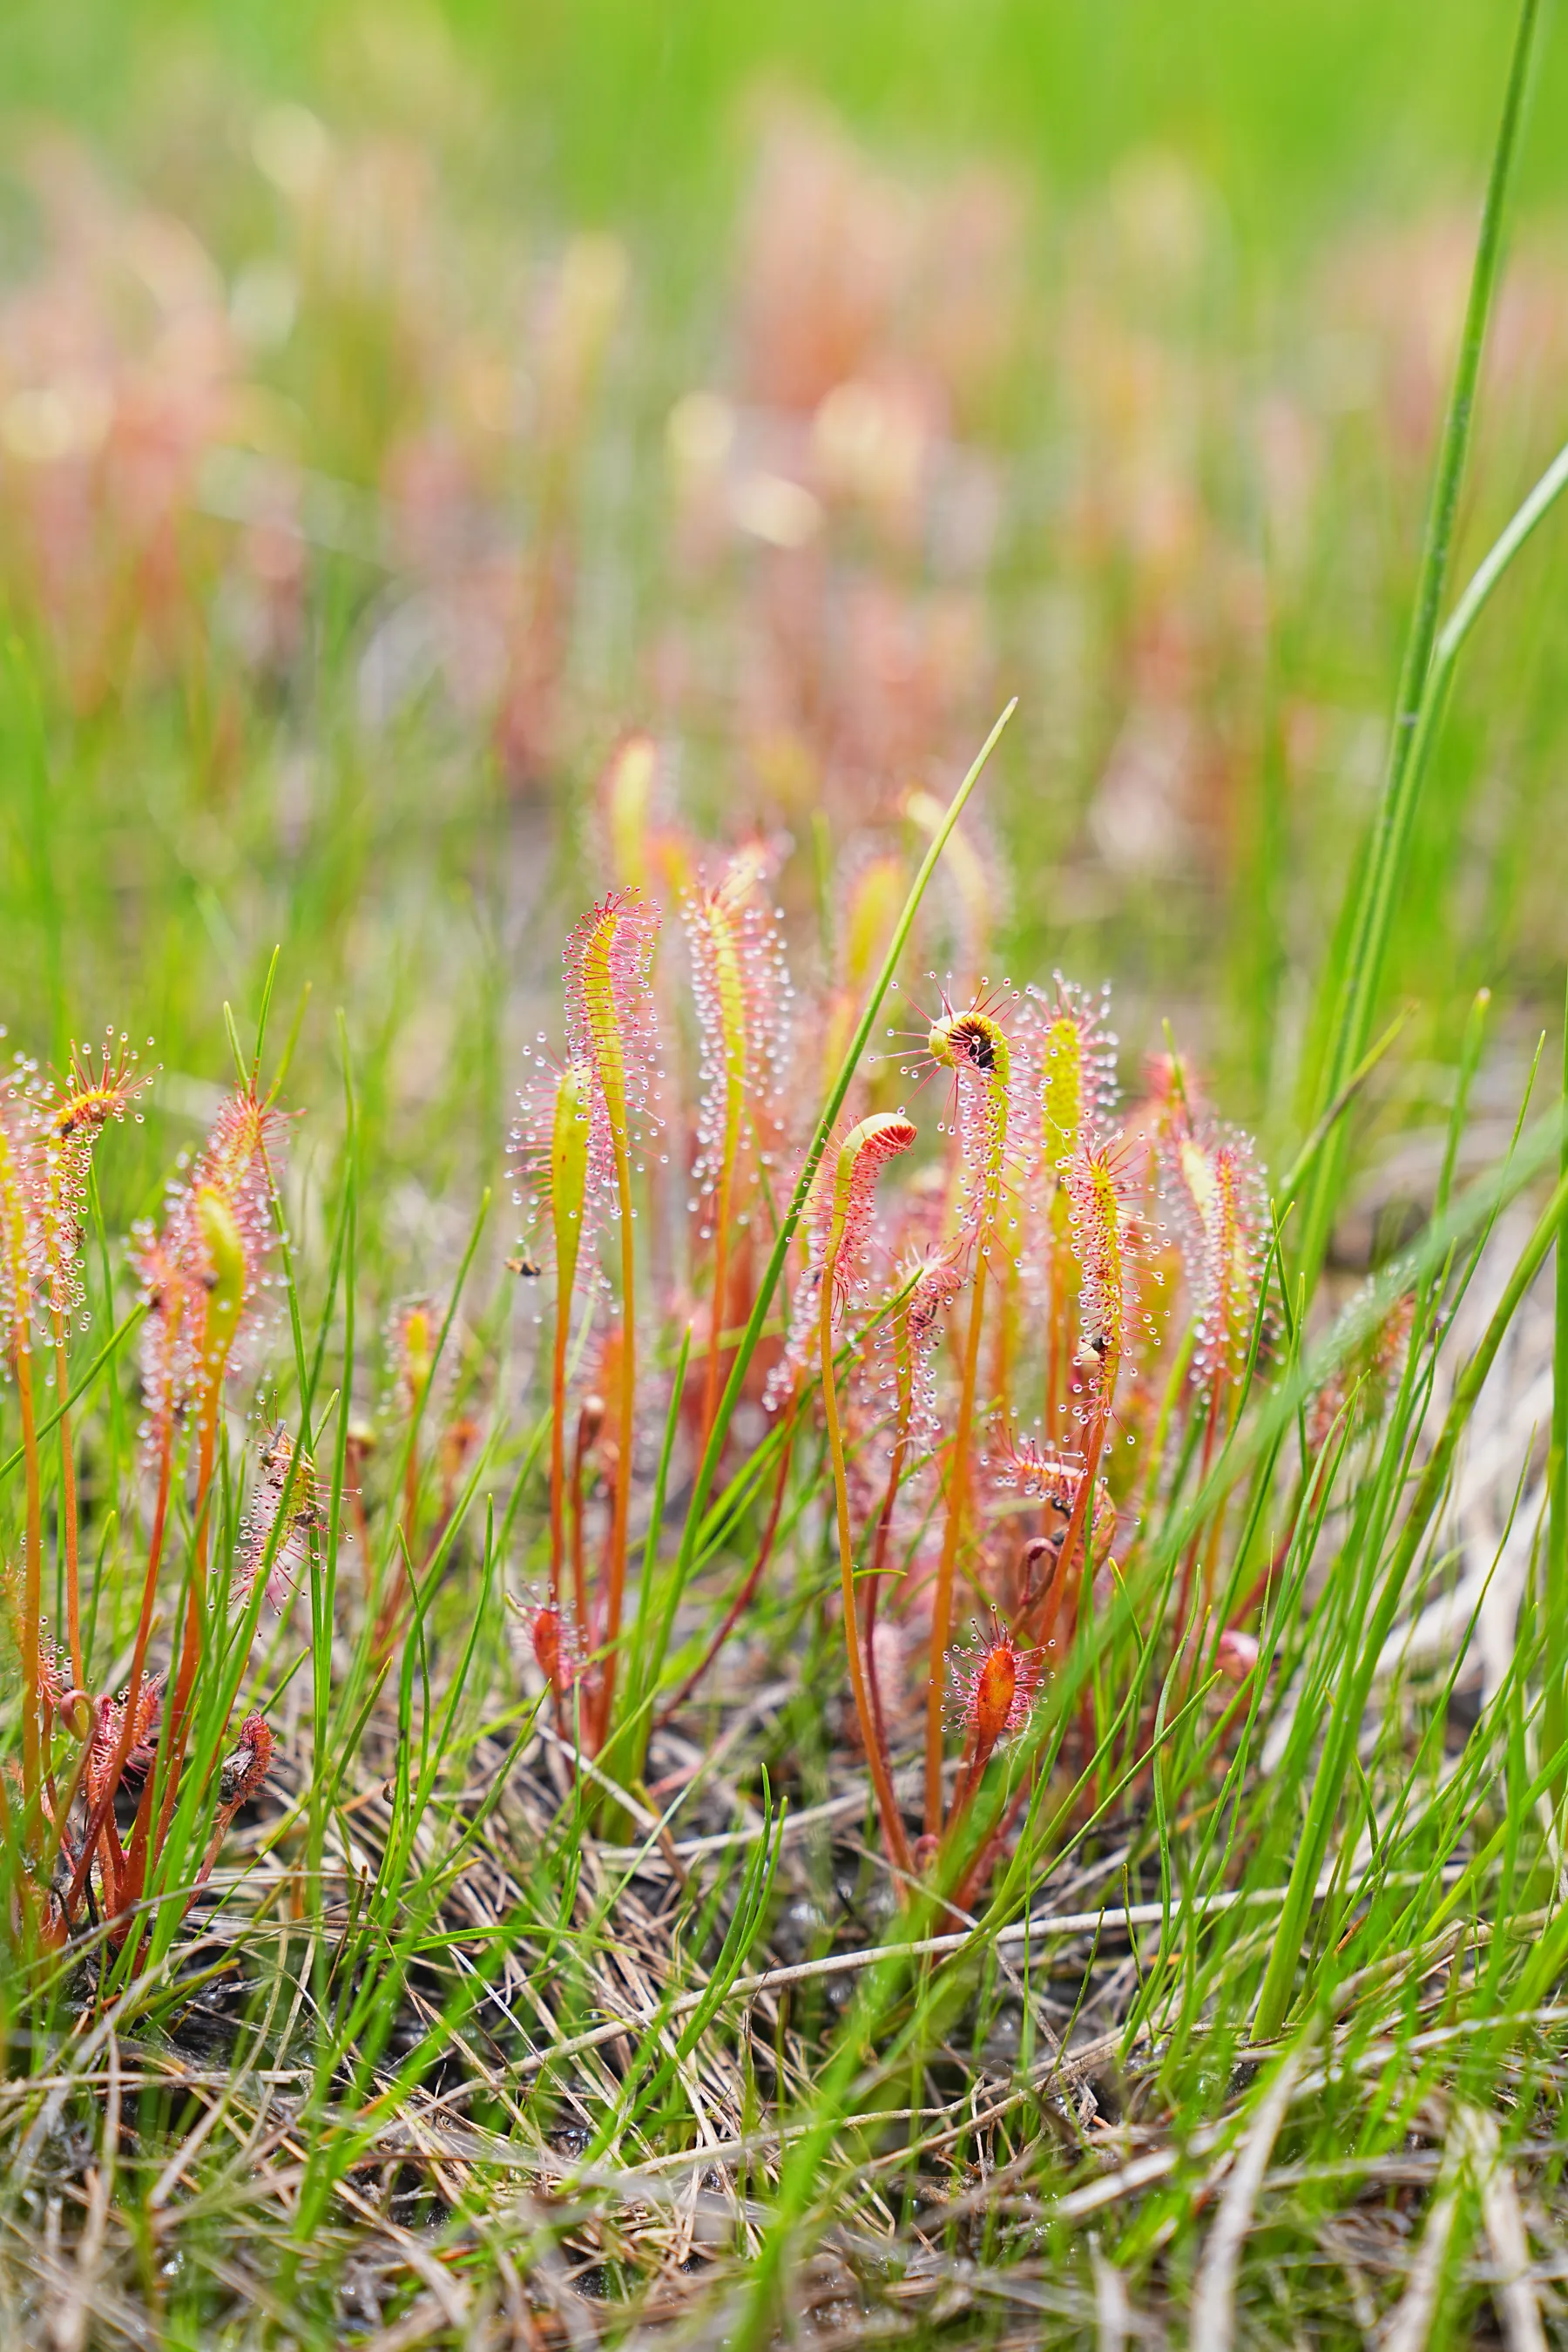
[877,977,1166,1436]
[500,869,1294,1814]
[130,1082,287,1457]
[1168,1126,1269,1387]
[680,858,793,1244]
[561,887,666,1217]
[888,978,1125,1352]
[0,1039,299,1949]
[233,1423,319,1613]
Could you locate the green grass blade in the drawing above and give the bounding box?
[1296,0,1543,1288]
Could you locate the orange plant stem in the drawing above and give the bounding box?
[865,1356,914,1777]
[169,1396,219,1743]
[128,1385,219,1919]
[821,1255,913,1877]
[655,1416,795,1726]
[948,1716,1008,1839]
[923,1255,987,1838]
[954,1761,1036,1915]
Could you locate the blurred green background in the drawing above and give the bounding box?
[0,0,1564,1275]
[8,1,1567,230]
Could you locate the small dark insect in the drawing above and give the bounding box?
[259,1423,294,1480]
[506,1251,543,1279]
[948,1013,997,1072]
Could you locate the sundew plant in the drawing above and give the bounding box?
[5,0,1568,2343]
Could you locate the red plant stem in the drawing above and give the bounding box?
[821,1258,914,1879]
[65,1423,173,1921]
[53,1316,84,1689]
[0,1767,17,1897]
[37,1718,95,1890]
[924,1256,987,1837]
[954,1760,1035,1914]
[591,1142,638,1747]
[129,1385,220,1907]
[865,1353,915,1774]
[16,1342,44,1840]
[1031,1357,1117,1656]
[655,1418,796,1727]
[949,1722,1000,1832]
[169,1391,220,1752]
[190,1794,248,1899]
